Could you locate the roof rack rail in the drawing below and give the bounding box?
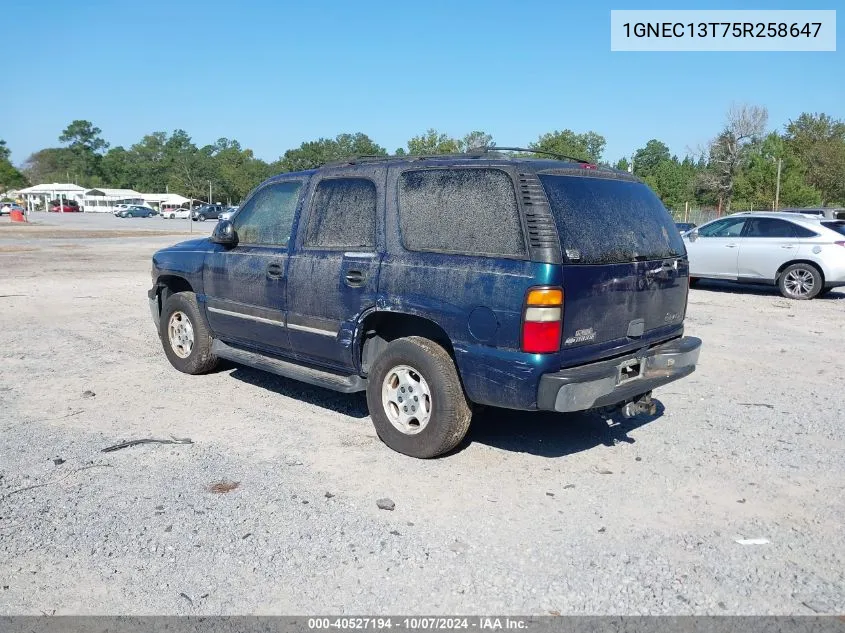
[323,146,594,168]
[492,146,592,164]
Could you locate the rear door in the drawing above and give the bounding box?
[538,173,689,364]
[685,217,746,278]
[737,217,804,280]
[285,168,384,371]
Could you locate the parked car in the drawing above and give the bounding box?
[162,208,191,220]
[113,204,133,216]
[118,205,155,218]
[191,204,226,221]
[684,212,845,299]
[676,222,697,234]
[149,152,701,458]
[50,200,81,212]
[0,203,25,215]
[218,206,238,222]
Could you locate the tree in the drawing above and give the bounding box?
[614,157,630,172]
[632,140,671,178]
[529,129,606,163]
[784,113,845,205]
[276,133,386,171]
[406,129,462,155]
[461,131,494,152]
[56,120,110,184]
[0,140,28,191]
[698,103,768,212]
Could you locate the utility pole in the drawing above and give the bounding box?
[774,157,782,210]
[208,181,212,204]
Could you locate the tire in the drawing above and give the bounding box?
[366,336,471,458]
[198,214,206,222]
[778,263,822,300]
[817,287,834,298]
[159,291,219,374]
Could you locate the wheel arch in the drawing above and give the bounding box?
[776,259,826,284]
[357,310,455,376]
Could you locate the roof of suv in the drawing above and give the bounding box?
[269,152,637,183]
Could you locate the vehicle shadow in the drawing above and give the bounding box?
[226,365,370,419]
[223,361,667,457]
[457,401,666,458]
[693,279,845,299]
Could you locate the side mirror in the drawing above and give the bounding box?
[211,219,237,246]
[687,230,699,242]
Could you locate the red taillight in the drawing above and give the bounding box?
[522,321,562,353]
[582,163,598,170]
[521,287,563,353]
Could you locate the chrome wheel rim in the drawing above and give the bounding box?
[381,365,432,435]
[167,311,194,358]
[784,268,815,297]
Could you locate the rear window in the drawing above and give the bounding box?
[398,168,526,257]
[539,175,685,264]
[822,221,845,236]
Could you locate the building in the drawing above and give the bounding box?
[82,188,145,213]
[17,183,86,212]
[140,193,194,212]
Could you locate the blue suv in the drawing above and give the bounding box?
[148,152,701,458]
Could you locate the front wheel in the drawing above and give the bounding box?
[779,263,822,300]
[159,291,219,374]
[197,214,206,222]
[366,336,471,458]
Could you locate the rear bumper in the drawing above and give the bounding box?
[537,336,702,412]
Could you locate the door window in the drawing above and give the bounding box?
[304,178,376,249]
[698,218,746,237]
[233,181,303,246]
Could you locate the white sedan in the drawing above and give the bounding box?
[685,212,845,299]
[161,208,191,220]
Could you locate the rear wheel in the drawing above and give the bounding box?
[198,214,206,222]
[778,263,822,300]
[159,291,218,374]
[366,336,471,458]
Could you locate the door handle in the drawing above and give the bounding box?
[345,270,365,287]
[725,244,738,248]
[781,245,796,249]
[266,262,284,279]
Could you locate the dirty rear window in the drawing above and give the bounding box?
[233,180,302,246]
[305,178,376,249]
[398,168,526,257]
[539,175,685,264]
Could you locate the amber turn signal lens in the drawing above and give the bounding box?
[526,288,563,306]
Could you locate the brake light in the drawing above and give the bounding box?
[522,287,563,353]
[581,164,598,170]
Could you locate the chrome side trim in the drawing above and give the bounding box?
[287,322,337,337]
[207,306,286,327]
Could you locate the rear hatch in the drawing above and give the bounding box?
[538,172,689,366]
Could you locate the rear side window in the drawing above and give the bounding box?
[305,178,376,249]
[539,175,685,264]
[398,168,526,257]
[743,218,816,238]
[234,180,303,246]
[822,221,845,236]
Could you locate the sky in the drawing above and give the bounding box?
[2,0,843,167]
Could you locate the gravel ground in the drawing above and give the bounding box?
[0,222,843,615]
